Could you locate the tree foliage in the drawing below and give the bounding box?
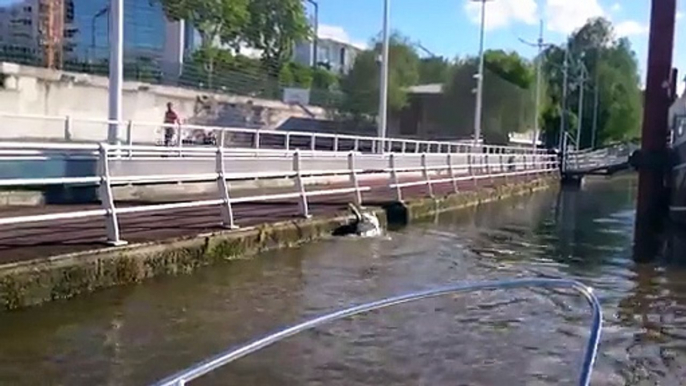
[244,0,311,74]
[152,0,250,86]
[339,33,420,118]
[540,17,642,148]
[418,57,451,84]
[440,51,536,144]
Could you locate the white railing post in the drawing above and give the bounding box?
[293,150,311,218]
[310,134,316,152]
[98,143,126,246]
[285,132,291,151]
[468,151,477,188]
[422,153,434,198]
[415,141,420,153]
[219,128,226,148]
[254,130,261,150]
[401,141,407,153]
[176,123,183,157]
[354,138,359,152]
[498,148,505,173]
[334,135,339,152]
[216,146,237,229]
[126,120,133,158]
[64,115,72,141]
[500,149,508,185]
[348,152,362,207]
[447,153,458,194]
[389,153,402,201]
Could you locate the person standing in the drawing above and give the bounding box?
[163,102,180,146]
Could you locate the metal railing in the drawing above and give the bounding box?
[564,143,636,173]
[0,111,547,156]
[152,278,603,386]
[0,141,558,245]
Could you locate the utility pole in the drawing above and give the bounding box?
[576,66,587,149]
[558,45,570,152]
[591,54,600,149]
[533,20,543,150]
[108,0,124,144]
[377,0,390,151]
[517,19,547,150]
[472,0,492,145]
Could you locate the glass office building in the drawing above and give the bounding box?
[69,0,166,62]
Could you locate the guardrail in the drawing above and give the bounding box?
[0,141,558,245]
[0,111,546,156]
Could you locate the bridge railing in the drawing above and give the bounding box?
[0,142,559,245]
[0,111,548,156]
[564,144,636,172]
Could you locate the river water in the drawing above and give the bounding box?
[1,176,686,386]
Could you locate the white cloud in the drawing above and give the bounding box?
[610,3,622,13]
[545,0,604,34]
[464,0,538,31]
[677,11,684,21]
[615,20,649,37]
[317,24,367,50]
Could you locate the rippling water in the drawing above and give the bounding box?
[1,176,686,385]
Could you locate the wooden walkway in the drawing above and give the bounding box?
[0,173,544,265]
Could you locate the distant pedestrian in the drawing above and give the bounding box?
[163,102,180,146]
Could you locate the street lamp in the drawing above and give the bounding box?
[377,0,390,151]
[472,0,493,145]
[108,0,124,145]
[306,0,319,68]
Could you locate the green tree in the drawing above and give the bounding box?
[418,57,452,84]
[244,0,310,76]
[312,68,339,90]
[153,0,250,87]
[339,33,420,118]
[439,51,536,144]
[540,17,642,148]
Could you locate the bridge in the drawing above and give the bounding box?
[0,113,562,266]
[562,142,637,181]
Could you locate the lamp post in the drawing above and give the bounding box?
[108,0,124,144]
[377,0,390,151]
[472,0,493,145]
[91,6,108,62]
[306,0,319,68]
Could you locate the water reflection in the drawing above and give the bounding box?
[1,176,686,385]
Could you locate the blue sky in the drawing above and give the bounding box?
[313,0,685,90]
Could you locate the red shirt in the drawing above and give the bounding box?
[164,110,178,124]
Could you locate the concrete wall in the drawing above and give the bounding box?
[0,62,329,144]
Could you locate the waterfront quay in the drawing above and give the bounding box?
[0,129,558,311]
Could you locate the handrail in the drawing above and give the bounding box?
[152,278,602,386]
[0,112,548,155]
[0,141,559,243]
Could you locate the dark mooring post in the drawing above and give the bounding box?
[633,0,677,262]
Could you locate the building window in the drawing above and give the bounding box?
[339,47,346,67]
